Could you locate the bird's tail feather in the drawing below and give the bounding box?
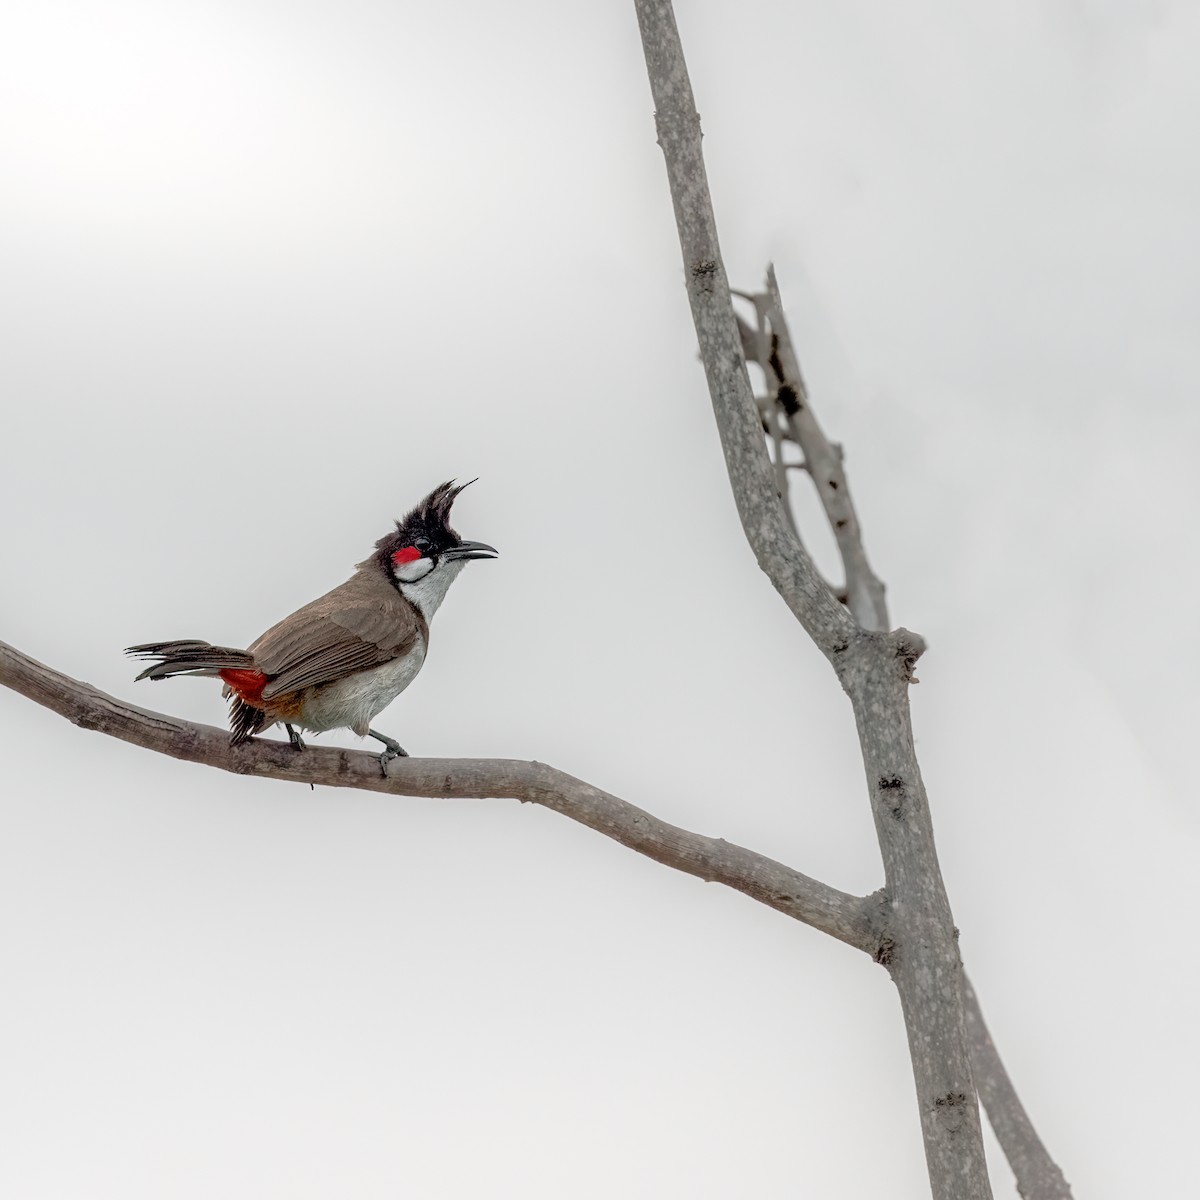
[126,640,273,747]
[125,640,256,681]
[228,695,270,745]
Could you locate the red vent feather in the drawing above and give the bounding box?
[219,668,268,704]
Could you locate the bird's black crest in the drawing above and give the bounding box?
[372,479,476,567]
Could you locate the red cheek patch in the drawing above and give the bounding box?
[392,546,423,565]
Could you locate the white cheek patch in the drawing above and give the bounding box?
[398,558,466,620]
[392,556,434,584]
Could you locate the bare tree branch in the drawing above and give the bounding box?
[738,266,890,631]
[0,639,877,953]
[631,4,856,667]
[839,634,992,1200]
[963,976,1074,1200]
[751,273,1073,1200]
[742,293,804,543]
[632,3,993,1196]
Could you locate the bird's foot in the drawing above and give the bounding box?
[285,723,306,752]
[369,728,408,777]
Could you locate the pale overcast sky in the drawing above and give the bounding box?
[2,2,1197,1196]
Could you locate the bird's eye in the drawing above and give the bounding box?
[414,537,431,554]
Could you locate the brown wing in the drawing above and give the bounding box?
[248,568,426,700]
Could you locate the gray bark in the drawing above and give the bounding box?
[964,976,1074,1200]
[0,640,876,953]
[632,2,993,1195]
[842,633,991,1199]
[762,266,889,631]
[631,3,855,667]
[744,270,1073,1199]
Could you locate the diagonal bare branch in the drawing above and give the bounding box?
[0,639,877,954]
[742,272,1073,1200]
[740,266,890,631]
[963,976,1074,1200]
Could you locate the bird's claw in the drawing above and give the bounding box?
[369,728,408,777]
[378,745,409,777]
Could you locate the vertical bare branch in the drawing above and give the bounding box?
[748,265,1074,1200]
[631,0,855,666]
[841,635,991,1199]
[633,3,993,1196]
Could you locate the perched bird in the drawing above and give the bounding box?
[127,480,496,769]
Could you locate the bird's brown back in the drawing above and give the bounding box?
[249,567,427,700]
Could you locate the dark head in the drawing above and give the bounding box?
[373,480,497,614]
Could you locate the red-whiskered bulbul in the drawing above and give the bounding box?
[127,480,496,769]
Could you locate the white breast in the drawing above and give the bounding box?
[296,642,428,738]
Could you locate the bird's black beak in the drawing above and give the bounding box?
[443,540,499,562]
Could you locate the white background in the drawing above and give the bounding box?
[2,1,1197,1195]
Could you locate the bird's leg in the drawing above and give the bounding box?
[284,723,306,752]
[368,728,408,775]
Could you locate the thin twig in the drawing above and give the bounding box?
[761,266,889,631]
[632,1,856,666]
[963,976,1074,1200]
[751,293,803,543]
